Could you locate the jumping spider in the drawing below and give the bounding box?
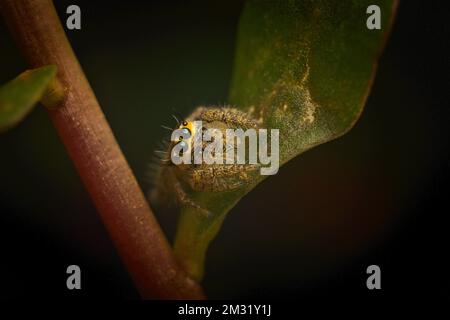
[151,106,261,217]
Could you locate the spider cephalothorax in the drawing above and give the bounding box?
[151,106,261,216]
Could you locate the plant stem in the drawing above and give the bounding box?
[0,0,204,299]
[174,207,227,282]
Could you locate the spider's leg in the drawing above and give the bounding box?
[172,174,211,218]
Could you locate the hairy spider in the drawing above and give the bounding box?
[151,106,261,216]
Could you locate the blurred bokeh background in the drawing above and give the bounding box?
[0,0,449,302]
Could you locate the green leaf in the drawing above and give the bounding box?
[173,0,398,281]
[0,65,57,132]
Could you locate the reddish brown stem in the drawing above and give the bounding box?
[0,0,204,299]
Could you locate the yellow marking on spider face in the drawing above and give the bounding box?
[179,121,193,133]
[178,121,197,144]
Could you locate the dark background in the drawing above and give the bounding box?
[0,0,449,304]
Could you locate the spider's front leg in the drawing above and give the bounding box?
[169,169,211,218]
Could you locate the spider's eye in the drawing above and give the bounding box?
[181,128,191,136]
[182,121,188,126]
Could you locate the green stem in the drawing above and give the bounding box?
[174,205,230,282]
